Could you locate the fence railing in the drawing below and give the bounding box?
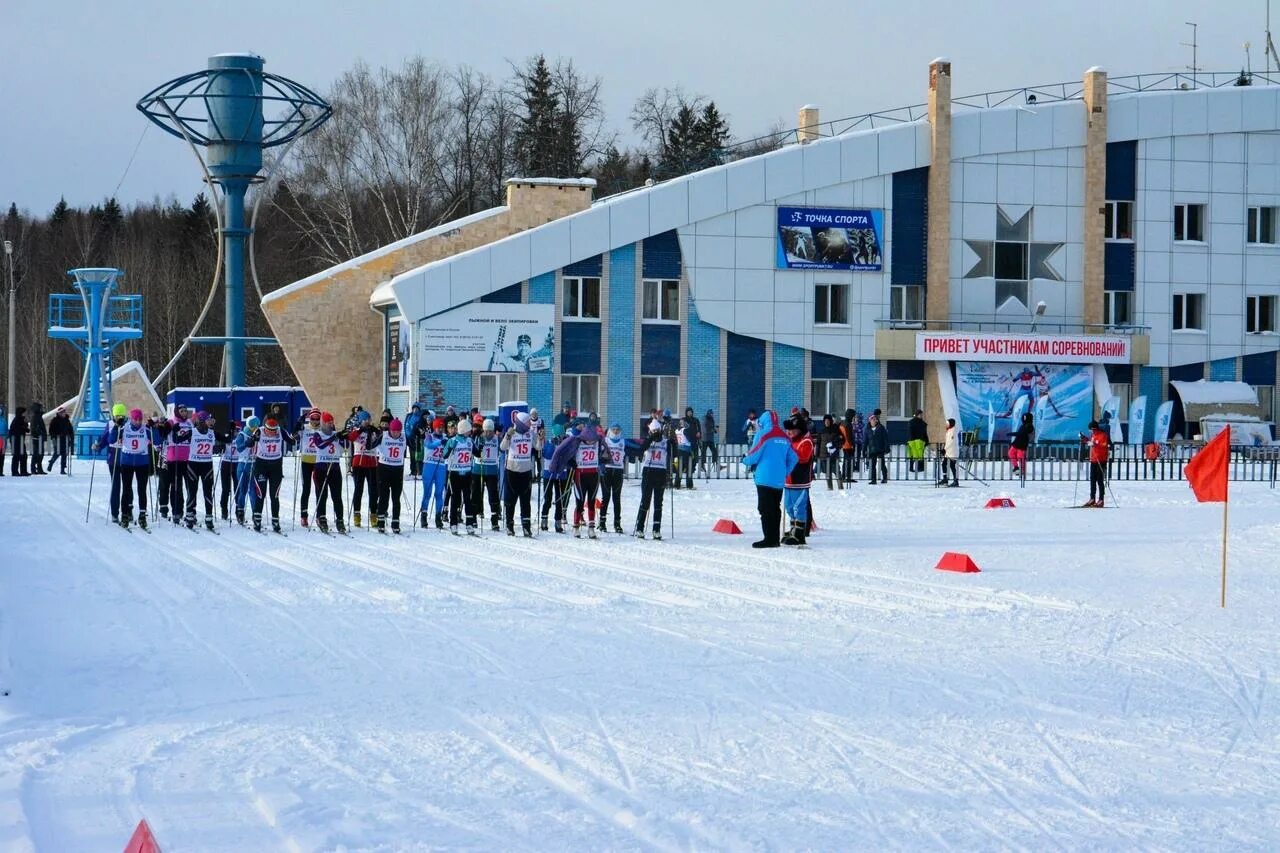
[632,442,1280,486]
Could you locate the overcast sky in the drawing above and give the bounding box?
[0,0,1270,213]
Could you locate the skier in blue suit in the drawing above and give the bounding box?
[418,418,449,529]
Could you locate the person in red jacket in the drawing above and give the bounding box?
[782,416,815,546]
[1083,419,1110,507]
[348,411,381,527]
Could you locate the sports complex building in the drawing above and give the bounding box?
[263,61,1280,444]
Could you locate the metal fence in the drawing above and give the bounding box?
[635,442,1280,487]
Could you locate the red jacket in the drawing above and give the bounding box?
[786,434,814,488]
[1088,428,1110,464]
[349,427,380,469]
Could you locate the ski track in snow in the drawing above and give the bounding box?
[3,465,1280,849]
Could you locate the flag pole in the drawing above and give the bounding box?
[1221,496,1228,608]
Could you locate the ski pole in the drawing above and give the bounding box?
[411,462,419,531]
[85,449,99,524]
[291,452,300,531]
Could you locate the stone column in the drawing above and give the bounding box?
[1082,67,1108,331]
[924,58,953,443]
[798,105,821,144]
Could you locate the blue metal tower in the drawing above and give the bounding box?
[47,268,143,454]
[136,54,331,386]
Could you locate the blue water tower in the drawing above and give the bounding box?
[136,54,331,387]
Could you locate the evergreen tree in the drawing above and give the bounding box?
[50,197,69,227]
[514,55,561,176]
[592,145,634,197]
[661,104,701,177]
[694,102,730,168]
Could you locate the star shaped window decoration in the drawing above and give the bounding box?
[963,206,1064,312]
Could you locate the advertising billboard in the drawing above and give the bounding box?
[956,362,1094,442]
[776,206,883,271]
[418,303,555,373]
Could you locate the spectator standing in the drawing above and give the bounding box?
[742,410,798,549]
[701,409,720,477]
[864,412,890,484]
[820,414,843,489]
[940,418,960,487]
[48,407,74,474]
[907,409,928,474]
[29,402,47,474]
[9,406,30,476]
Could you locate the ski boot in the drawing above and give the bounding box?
[435,512,444,530]
[236,510,246,526]
[120,514,131,530]
[506,524,516,536]
[205,517,215,532]
[466,524,478,537]
[336,520,348,535]
[491,518,500,532]
[370,513,380,529]
[221,509,230,521]
[614,522,624,535]
[781,523,800,546]
[186,517,196,530]
[522,521,533,538]
[138,513,148,530]
[377,519,387,534]
[272,520,282,534]
[540,516,549,532]
[633,526,645,539]
[652,525,662,541]
[300,513,309,529]
[253,519,263,532]
[573,523,582,539]
[392,521,401,534]
[160,508,169,520]
[450,524,460,536]
[588,523,597,540]
[554,520,565,534]
[317,517,330,534]
[353,512,362,528]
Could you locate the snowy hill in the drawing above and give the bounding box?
[2,465,1279,850]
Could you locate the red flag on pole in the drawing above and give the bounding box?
[1185,426,1230,503]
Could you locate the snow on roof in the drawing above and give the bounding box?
[1169,380,1260,406]
[503,177,597,188]
[264,205,508,306]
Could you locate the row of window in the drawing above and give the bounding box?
[1169,293,1277,333]
[816,283,926,325]
[562,277,679,321]
[1104,201,1280,245]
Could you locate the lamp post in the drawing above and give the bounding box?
[4,239,14,430]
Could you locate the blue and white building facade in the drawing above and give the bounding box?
[374,63,1280,443]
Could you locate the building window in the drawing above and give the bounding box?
[640,375,679,415]
[810,378,847,416]
[890,284,925,324]
[1248,206,1278,245]
[560,373,599,414]
[1173,293,1205,331]
[562,276,601,319]
[1105,201,1134,240]
[642,279,679,322]
[1104,291,1132,326]
[1253,384,1276,422]
[815,283,849,325]
[1247,295,1277,333]
[996,280,1029,310]
[885,379,923,419]
[478,372,520,412]
[995,241,1028,279]
[1173,203,1205,242]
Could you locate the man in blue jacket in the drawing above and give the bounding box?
[742,409,798,548]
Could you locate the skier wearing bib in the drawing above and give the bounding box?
[599,423,627,534]
[185,410,218,529]
[250,417,287,532]
[232,417,259,525]
[158,404,192,522]
[540,423,569,533]
[471,417,503,531]
[348,411,380,528]
[110,408,158,529]
[308,413,347,533]
[550,420,602,538]
[297,408,322,527]
[372,417,407,533]
[500,411,536,537]
[216,417,239,520]
[419,418,448,529]
[444,418,476,534]
[633,419,670,540]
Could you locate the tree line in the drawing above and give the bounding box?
[1,54,788,412]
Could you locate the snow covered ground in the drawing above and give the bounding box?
[2,463,1279,851]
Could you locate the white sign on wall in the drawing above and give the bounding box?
[418,303,555,373]
[915,332,1131,364]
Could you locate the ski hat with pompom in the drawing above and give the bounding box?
[129,408,144,420]
[457,419,472,435]
[514,411,531,432]
[264,417,278,429]
[389,418,403,431]
[321,412,334,424]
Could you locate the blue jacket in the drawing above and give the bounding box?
[404,408,423,437]
[541,437,568,481]
[742,410,797,489]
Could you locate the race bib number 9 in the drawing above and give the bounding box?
[128,438,142,452]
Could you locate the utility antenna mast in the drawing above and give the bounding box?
[1183,21,1200,88]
